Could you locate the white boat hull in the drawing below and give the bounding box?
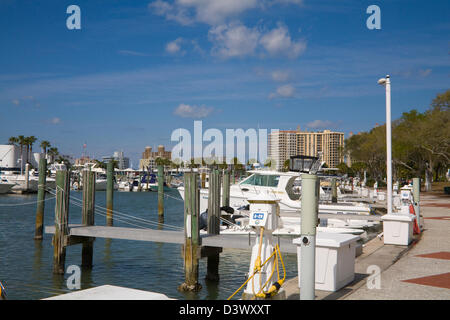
[0,183,14,194]
[177,186,372,216]
[1,175,56,192]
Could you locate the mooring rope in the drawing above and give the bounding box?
[163,193,184,202]
[0,196,56,207]
[45,186,184,231]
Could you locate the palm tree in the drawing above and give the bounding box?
[40,140,51,156]
[47,147,59,163]
[8,136,18,145]
[17,135,25,173]
[27,136,37,163]
[23,137,31,164]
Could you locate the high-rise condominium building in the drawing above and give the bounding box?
[268,128,345,170]
[139,145,172,170]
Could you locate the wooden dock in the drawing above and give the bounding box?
[45,224,298,253]
[40,169,385,294]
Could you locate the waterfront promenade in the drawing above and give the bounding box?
[285,192,450,300]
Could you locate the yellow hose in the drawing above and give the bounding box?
[227,227,286,300]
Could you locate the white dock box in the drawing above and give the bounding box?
[293,232,360,292]
[381,214,415,246]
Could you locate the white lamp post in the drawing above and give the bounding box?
[378,75,392,215]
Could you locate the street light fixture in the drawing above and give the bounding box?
[289,155,321,300]
[378,75,393,215]
[289,155,320,174]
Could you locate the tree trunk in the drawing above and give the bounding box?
[425,159,433,192]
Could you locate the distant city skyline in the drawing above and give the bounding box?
[1,1,448,167]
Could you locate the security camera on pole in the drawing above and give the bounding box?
[288,155,321,300]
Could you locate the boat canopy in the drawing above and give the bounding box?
[240,173,281,188]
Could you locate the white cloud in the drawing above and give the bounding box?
[150,0,259,26]
[272,0,303,5]
[269,84,295,99]
[118,50,149,57]
[50,117,61,124]
[306,119,336,129]
[11,96,40,107]
[166,38,184,54]
[259,24,306,58]
[209,22,305,59]
[174,103,214,118]
[209,23,260,58]
[149,0,193,25]
[271,70,290,82]
[419,68,432,77]
[149,2,306,59]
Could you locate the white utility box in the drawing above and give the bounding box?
[377,193,386,201]
[381,214,415,246]
[293,232,360,292]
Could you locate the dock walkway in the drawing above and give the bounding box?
[284,193,450,300]
[45,225,299,253]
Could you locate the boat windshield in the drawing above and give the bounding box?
[240,174,280,187]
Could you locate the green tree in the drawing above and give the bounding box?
[346,90,450,189]
[40,140,51,156]
[27,136,37,163]
[351,162,366,178]
[336,162,351,176]
[17,135,25,171]
[283,159,290,172]
[8,136,18,145]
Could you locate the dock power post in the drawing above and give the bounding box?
[412,178,421,229]
[300,173,319,300]
[243,194,284,299]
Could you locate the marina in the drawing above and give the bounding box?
[3,159,443,300]
[0,1,449,306]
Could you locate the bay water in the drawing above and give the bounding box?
[0,189,298,300]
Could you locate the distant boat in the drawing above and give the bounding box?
[140,173,157,191]
[93,177,118,191]
[0,178,14,194]
[117,180,132,192]
[0,171,56,192]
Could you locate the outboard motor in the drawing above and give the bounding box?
[199,206,236,230]
[199,209,208,231]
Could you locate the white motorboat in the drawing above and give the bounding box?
[0,172,56,192]
[93,178,119,191]
[196,207,368,239]
[178,170,373,215]
[118,180,132,192]
[128,173,159,192]
[0,178,14,194]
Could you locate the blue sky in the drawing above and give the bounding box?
[0,0,448,166]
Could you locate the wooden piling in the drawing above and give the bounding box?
[205,169,221,282]
[25,163,30,192]
[178,172,201,292]
[106,161,114,226]
[201,172,206,189]
[34,158,47,240]
[331,178,337,203]
[222,170,230,207]
[81,169,95,268]
[53,170,70,274]
[158,165,164,220]
[207,169,221,235]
